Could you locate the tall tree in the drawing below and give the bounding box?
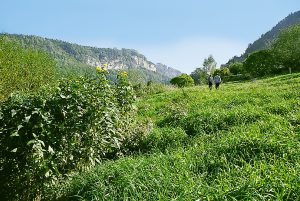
[271,23,300,72]
[190,68,207,85]
[202,55,216,75]
[243,50,277,77]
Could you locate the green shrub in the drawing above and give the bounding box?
[170,74,194,87]
[243,50,278,77]
[0,68,144,200]
[222,74,251,82]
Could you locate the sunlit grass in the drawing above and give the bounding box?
[44,73,300,200]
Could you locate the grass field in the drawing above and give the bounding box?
[45,73,300,200]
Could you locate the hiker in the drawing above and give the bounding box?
[214,74,222,89]
[207,74,213,90]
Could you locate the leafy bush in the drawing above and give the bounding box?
[0,68,145,200]
[213,67,230,77]
[243,50,278,77]
[170,74,194,87]
[228,62,245,75]
[222,74,251,82]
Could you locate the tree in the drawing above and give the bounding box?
[170,74,194,88]
[212,67,230,78]
[202,55,217,75]
[228,62,244,75]
[243,50,277,77]
[271,23,300,72]
[190,68,207,85]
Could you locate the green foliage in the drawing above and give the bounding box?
[229,11,300,64]
[243,50,278,77]
[271,23,300,72]
[228,62,244,75]
[0,35,57,101]
[213,67,230,77]
[190,68,207,85]
[202,55,217,74]
[222,74,251,82]
[170,74,194,87]
[234,23,300,78]
[0,69,146,200]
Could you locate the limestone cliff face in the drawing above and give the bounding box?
[156,63,182,78]
[3,33,182,80]
[83,47,157,72]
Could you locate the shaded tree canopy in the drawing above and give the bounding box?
[228,62,244,75]
[271,23,300,72]
[243,50,277,77]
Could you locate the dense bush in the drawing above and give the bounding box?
[243,50,278,77]
[0,68,146,200]
[170,74,194,87]
[228,62,245,75]
[213,67,230,77]
[222,74,252,82]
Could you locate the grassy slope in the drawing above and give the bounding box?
[46,73,300,200]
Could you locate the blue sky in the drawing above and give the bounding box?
[1,0,299,73]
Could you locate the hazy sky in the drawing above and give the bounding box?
[1,0,299,73]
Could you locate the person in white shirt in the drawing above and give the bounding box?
[214,74,222,89]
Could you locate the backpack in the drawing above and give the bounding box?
[214,75,221,83]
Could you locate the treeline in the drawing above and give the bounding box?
[229,10,300,63]
[229,23,300,77]
[184,23,300,87]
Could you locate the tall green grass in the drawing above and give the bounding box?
[44,73,300,200]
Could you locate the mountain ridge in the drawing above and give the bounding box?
[1,33,181,83]
[227,10,300,64]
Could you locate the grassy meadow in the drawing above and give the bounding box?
[43,73,300,200]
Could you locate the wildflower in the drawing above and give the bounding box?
[96,66,102,72]
[123,71,128,77]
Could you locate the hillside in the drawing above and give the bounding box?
[44,73,300,200]
[227,10,300,64]
[0,33,181,83]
